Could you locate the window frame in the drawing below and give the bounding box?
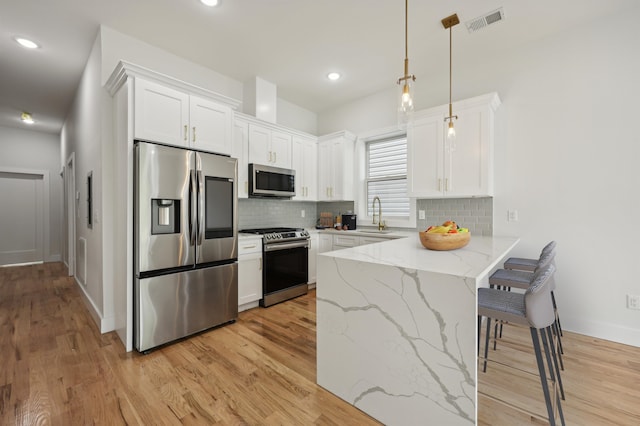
[356,127,416,230]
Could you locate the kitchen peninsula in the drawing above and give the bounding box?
[316,235,519,425]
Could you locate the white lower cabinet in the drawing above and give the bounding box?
[332,234,359,250]
[238,237,262,312]
[308,232,318,285]
[318,234,333,254]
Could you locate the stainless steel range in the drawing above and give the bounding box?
[240,227,309,307]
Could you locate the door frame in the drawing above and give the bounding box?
[65,153,76,277]
[0,166,50,265]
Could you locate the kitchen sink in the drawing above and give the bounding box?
[358,229,392,234]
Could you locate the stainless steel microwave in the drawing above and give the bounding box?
[249,163,295,198]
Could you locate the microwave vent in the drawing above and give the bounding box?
[465,7,505,33]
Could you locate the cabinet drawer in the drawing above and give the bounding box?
[239,237,262,255]
[333,235,359,248]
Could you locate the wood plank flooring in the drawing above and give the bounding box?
[477,322,640,425]
[0,262,380,425]
[1,262,639,425]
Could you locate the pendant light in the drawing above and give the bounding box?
[397,0,415,126]
[442,13,459,150]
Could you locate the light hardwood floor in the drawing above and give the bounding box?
[0,262,380,425]
[1,262,639,425]
[477,321,640,425]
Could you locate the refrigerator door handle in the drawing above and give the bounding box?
[197,170,205,246]
[189,169,197,247]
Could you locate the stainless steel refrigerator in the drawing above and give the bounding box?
[134,141,238,352]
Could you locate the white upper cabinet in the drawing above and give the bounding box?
[134,78,233,155]
[232,118,250,198]
[134,79,189,147]
[408,92,500,198]
[317,131,356,201]
[189,95,232,155]
[248,123,292,169]
[292,135,318,201]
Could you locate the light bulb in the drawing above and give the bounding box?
[447,121,456,151]
[398,82,414,125]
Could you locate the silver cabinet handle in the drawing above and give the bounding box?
[184,125,188,141]
[269,151,273,162]
[242,245,257,250]
[193,126,196,142]
[274,151,277,163]
[245,181,248,194]
[259,257,262,270]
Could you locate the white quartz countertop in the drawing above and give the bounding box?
[320,234,519,280]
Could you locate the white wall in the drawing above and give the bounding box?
[61,32,106,330]
[318,6,640,347]
[0,125,63,262]
[276,98,318,135]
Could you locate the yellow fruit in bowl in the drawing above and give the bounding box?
[426,225,450,234]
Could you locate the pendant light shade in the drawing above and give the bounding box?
[397,0,415,126]
[442,13,459,150]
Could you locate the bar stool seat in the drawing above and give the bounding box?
[504,241,556,272]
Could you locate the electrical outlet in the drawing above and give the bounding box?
[301,209,305,218]
[419,210,426,220]
[627,294,640,310]
[508,209,519,222]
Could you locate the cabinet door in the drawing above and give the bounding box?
[233,119,249,198]
[248,124,271,165]
[318,234,333,253]
[238,252,262,307]
[292,136,318,201]
[303,139,318,200]
[317,141,333,201]
[270,130,292,168]
[331,138,354,201]
[189,95,232,155]
[446,105,493,197]
[134,79,189,147]
[407,113,445,198]
[308,233,318,284]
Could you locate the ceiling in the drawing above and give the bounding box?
[1,0,636,134]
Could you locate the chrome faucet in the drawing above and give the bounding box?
[372,196,386,231]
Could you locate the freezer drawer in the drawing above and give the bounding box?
[135,262,238,352]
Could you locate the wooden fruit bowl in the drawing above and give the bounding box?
[419,231,470,251]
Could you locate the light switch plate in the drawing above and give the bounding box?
[508,209,519,222]
[419,210,426,220]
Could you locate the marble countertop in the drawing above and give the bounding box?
[319,234,519,280]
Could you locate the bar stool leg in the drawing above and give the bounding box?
[531,327,560,426]
[483,317,492,373]
[544,326,565,400]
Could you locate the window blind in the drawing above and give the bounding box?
[366,137,410,217]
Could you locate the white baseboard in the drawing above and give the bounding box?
[564,316,640,348]
[47,254,61,262]
[74,277,116,334]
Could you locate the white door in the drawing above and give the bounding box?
[0,171,44,266]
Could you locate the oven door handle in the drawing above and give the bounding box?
[264,241,309,252]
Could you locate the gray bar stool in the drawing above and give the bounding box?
[490,247,564,365]
[504,241,563,337]
[478,264,565,426]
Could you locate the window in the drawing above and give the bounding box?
[366,136,410,218]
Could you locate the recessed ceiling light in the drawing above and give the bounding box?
[21,112,34,124]
[15,37,39,49]
[200,0,219,6]
[327,72,341,81]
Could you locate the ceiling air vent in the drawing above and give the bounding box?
[465,7,505,33]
